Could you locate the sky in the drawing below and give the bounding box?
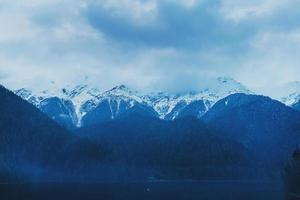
[1,0,300,97]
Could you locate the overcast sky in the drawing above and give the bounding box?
[1,0,300,96]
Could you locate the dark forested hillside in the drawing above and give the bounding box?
[202,93,300,166]
[0,85,106,181]
[78,108,250,179]
[0,85,71,159]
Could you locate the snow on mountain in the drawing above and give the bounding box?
[80,85,150,126]
[142,77,253,119]
[279,81,300,107]
[61,84,102,125]
[99,85,144,104]
[281,93,300,106]
[14,77,253,127]
[15,83,103,127]
[88,77,252,121]
[15,88,40,106]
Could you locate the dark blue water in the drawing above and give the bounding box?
[0,181,285,200]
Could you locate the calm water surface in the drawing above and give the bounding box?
[0,180,285,200]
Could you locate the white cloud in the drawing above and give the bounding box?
[233,29,300,97]
[219,0,286,23]
[1,0,300,96]
[0,12,40,42]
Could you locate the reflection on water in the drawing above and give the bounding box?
[0,180,284,200]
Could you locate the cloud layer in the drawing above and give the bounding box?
[1,0,300,96]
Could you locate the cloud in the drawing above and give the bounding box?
[85,0,231,50]
[1,0,300,97]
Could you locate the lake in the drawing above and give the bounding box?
[0,180,285,200]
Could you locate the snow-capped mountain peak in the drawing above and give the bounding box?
[276,81,300,106]
[140,77,252,119]
[212,76,252,95]
[281,92,300,107]
[15,88,40,106]
[105,84,137,96]
[15,83,103,127]
[15,88,33,100]
[14,77,253,127]
[100,84,144,104]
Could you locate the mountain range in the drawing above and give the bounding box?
[14,77,253,129]
[0,84,251,180]
[1,77,300,181]
[14,76,300,130]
